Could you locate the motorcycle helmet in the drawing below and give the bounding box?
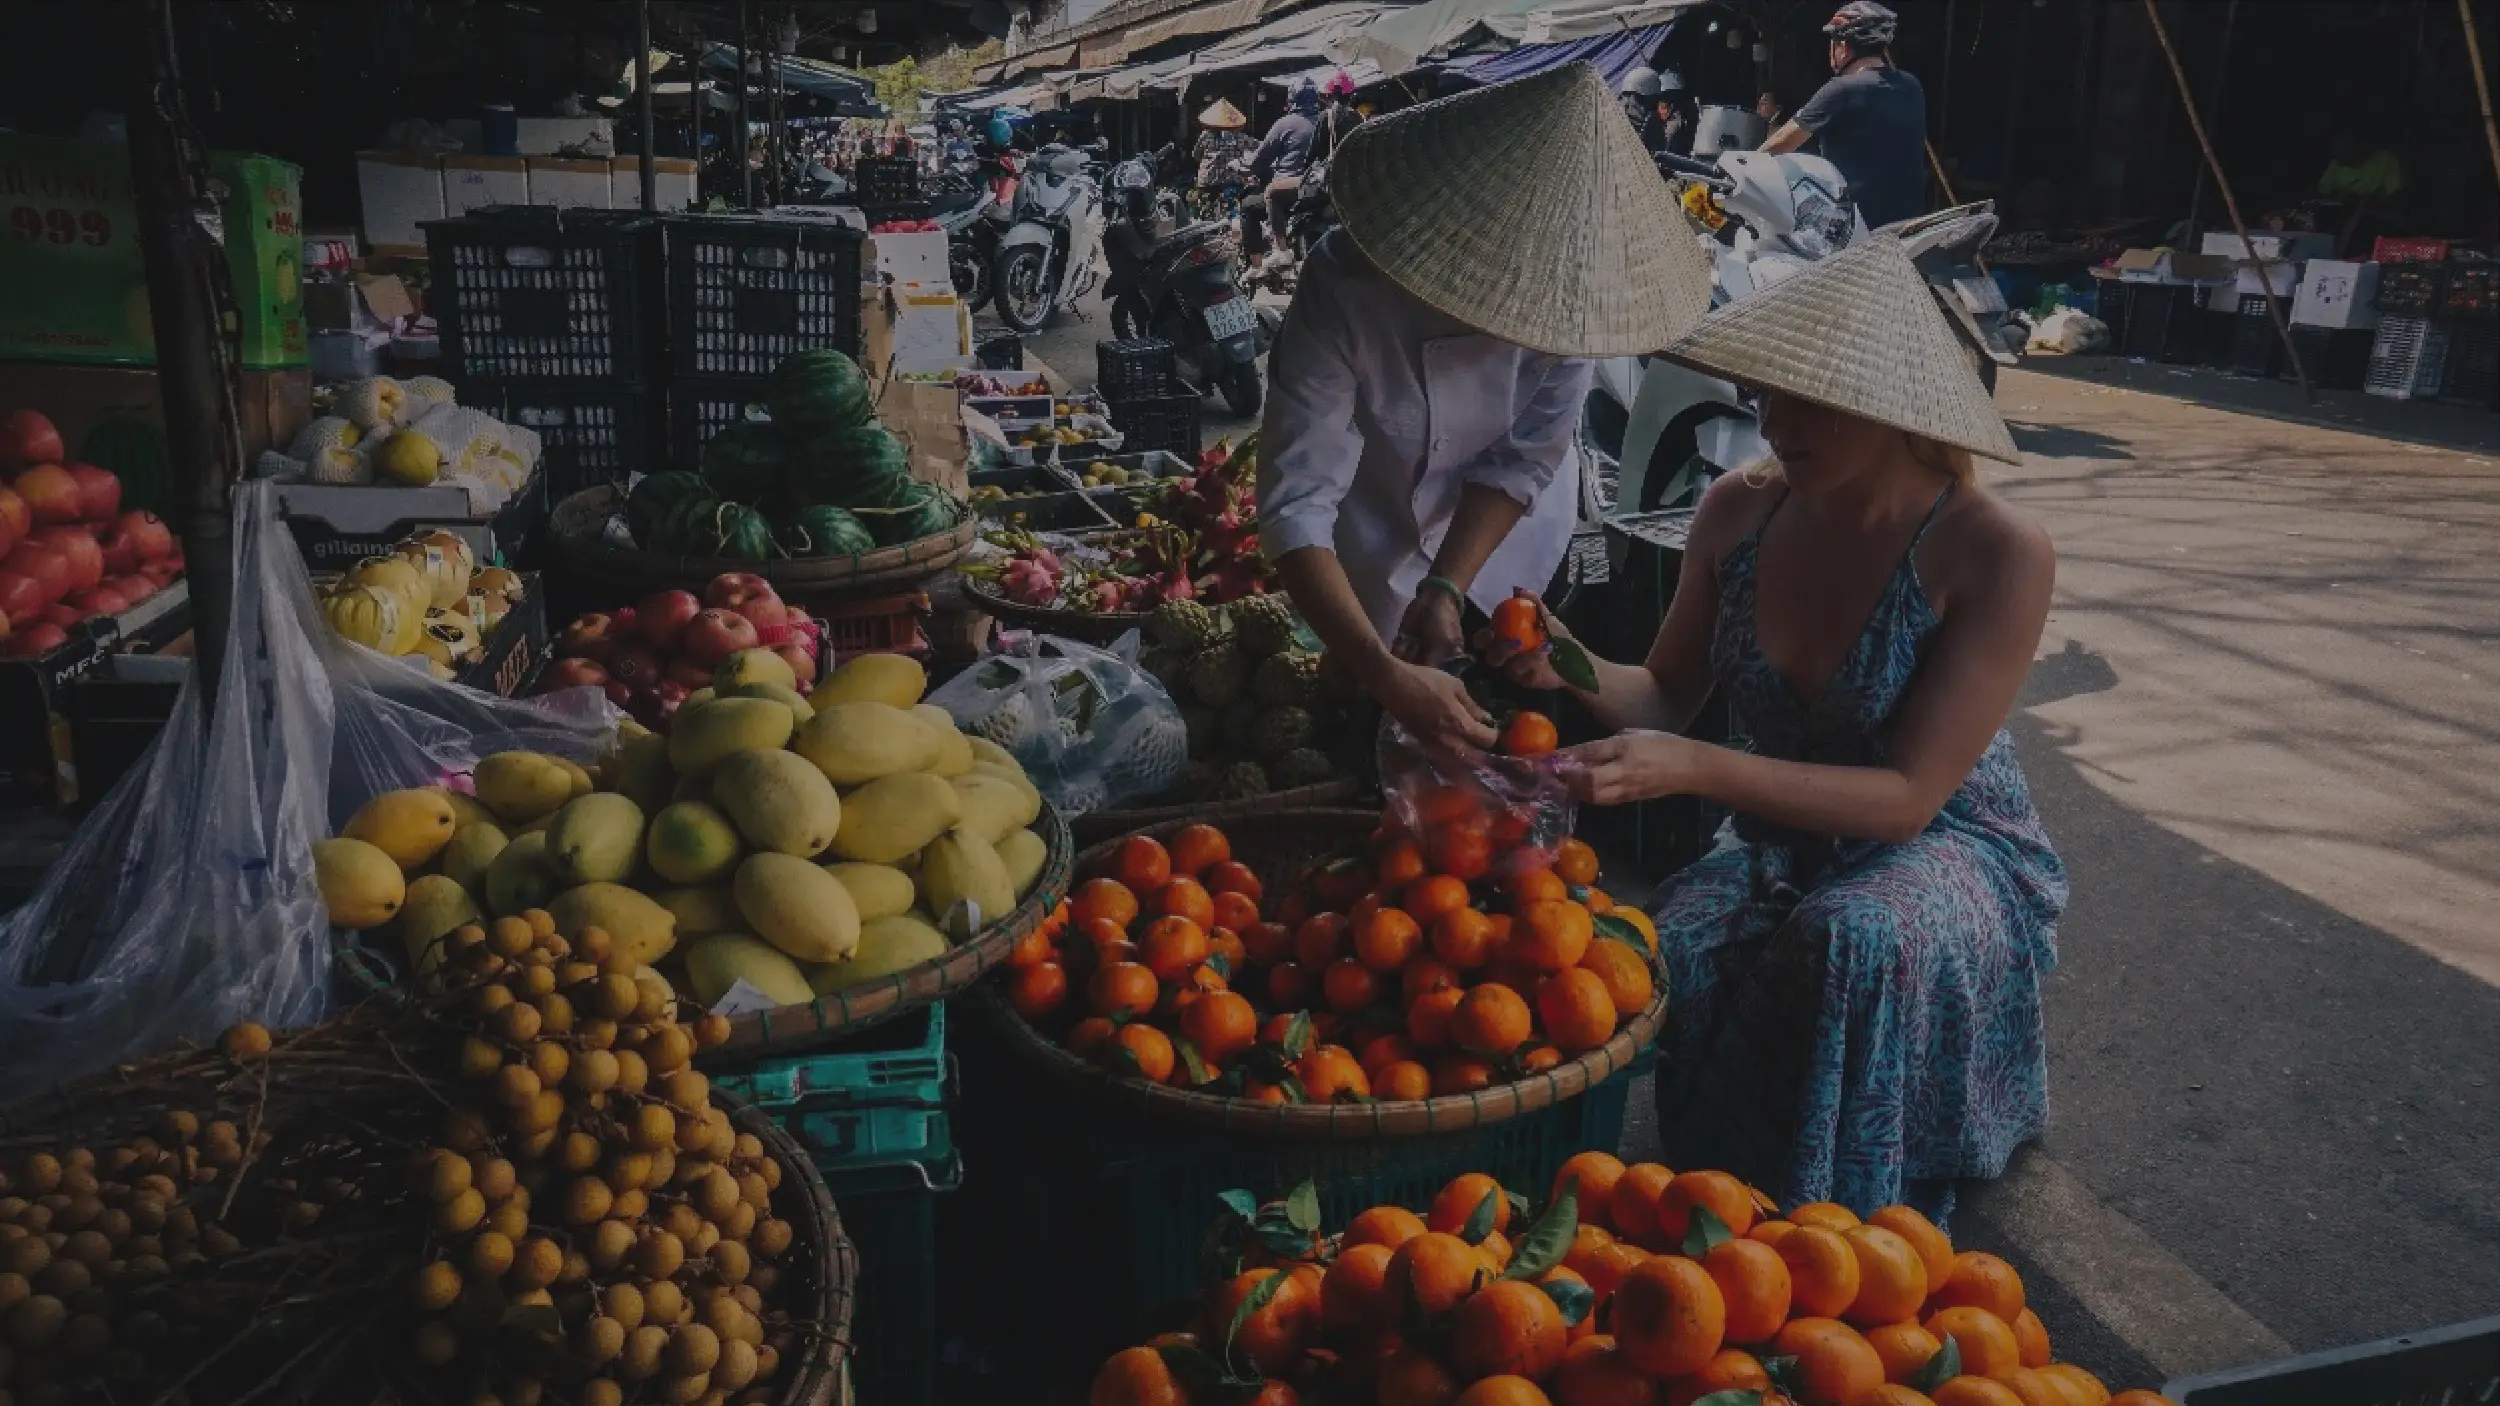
[1110,157,1156,220]
[986,106,1030,150]
[1823,1,1899,50]
[1619,67,1663,100]
[1321,70,1358,100]
[1290,80,1320,114]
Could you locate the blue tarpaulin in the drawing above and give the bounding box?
[1444,22,1674,88]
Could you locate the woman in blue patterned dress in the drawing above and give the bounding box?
[1481,237,2066,1220]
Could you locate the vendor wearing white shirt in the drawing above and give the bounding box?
[1255,63,1716,750]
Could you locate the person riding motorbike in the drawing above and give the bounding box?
[1760,1,1929,229]
[1189,98,1255,216]
[1619,67,1695,157]
[1242,81,1320,259]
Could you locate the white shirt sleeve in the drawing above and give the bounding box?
[1256,270,1365,559]
[1455,354,1594,506]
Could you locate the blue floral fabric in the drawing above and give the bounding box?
[1647,489,2067,1219]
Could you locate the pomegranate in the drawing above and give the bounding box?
[98,524,138,577]
[2,622,68,658]
[554,612,622,663]
[607,644,667,690]
[116,510,175,562]
[0,410,63,473]
[535,657,611,694]
[635,589,702,651]
[603,680,635,709]
[13,464,82,526]
[66,585,130,616]
[678,609,759,668]
[31,526,103,593]
[66,464,120,522]
[2,542,71,605]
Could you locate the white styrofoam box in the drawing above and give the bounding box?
[515,116,614,157]
[2292,259,2383,330]
[356,151,444,251]
[864,285,973,379]
[867,231,951,289]
[526,157,612,209]
[2205,259,2301,310]
[2200,230,2335,262]
[608,156,699,211]
[441,154,530,217]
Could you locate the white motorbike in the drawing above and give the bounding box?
[990,142,1108,335]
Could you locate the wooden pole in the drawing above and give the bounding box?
[2140,0,2313,402]
[737,0,754,207]
[636,0,658,211]
[2184,0,2239,235]
[125,0,240,713]
[2462,0,2500,195]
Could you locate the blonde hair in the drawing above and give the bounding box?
[1906,432,1979,484]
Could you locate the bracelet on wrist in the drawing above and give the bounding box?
[1419,575,1466,606]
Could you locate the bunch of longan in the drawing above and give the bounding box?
[412,910,802,1406]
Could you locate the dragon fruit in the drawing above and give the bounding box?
[1000,556,1062,605]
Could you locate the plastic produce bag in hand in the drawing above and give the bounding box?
[928,630,1187,815]
[0,481,613,1087]
[1376,712,1575,880]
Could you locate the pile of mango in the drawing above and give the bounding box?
[312,651,1056,1016]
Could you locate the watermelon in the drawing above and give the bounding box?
[780,505,878,557]
[766,349,874,435]
[700,422,787,504]
[714,503,779,560]
[788,423,912,508]
[854,481,959,546]
[653,493,724,555]
[628,470,713,545]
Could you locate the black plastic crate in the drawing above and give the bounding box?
[2440,319,2499,408]
[666,376,773,466]
[456,380,654,502]
[2441,262,2498,319]
[2115,283,2207,363]
[425,209,660,383]
[976,332,1023,370]
[852,157,920,206]
[2372,262,2446,317]
[1096,338,1177,399]
[1105,392,1201,459]
[665,214,864,378]
[2282,326,2374,391]
[2226,303,2281,377]
[2165,1314,2500,1406]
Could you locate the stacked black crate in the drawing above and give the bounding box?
[664,213,866,465]
[425,207,663,504]
[1096,338,1201,459]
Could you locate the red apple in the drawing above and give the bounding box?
[732,595,790,634]
[66,464,119,522]
[555,612,621,663]
[0,571,44,622]
[1,410,63,473]
[772,642,817,689]
[0,487,29,544]
[2,622,67,658]
[608,644,667,690]
[108,573,155,605]
[3,542,70,605]
[40,603,86,629]
[664,657,715,691]
[31,526,102,593]
[137,560,178,588]
[704,572,779,611]
[636,589,702,651]
[98,525,138,577]
[535,657,611,695]
[66,585,129,616]
[678,609,758,668]
[13,465,81,526]
[117,510,175,562]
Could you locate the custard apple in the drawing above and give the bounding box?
[1148,598,1221,651]
[1188,642,1248,708]
[1251,650,1322,709]
[1250,706,1314,761]
[1219,700,1261,752]
[1274,747,1334,788]
[1170,760,1221,801]
[1216,758,1271,799]
[1232,593,1300,659]
[1140,646,1192,695]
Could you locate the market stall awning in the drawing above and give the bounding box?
[1352,0,1701,73]
[1442,19,1678,87]
[1085,0,1274,64]
[1066,51,1202,103]
[1481,0,1707,43]
[981,40,1079,83]
[1259,58,1388,89]
[695,44,878,107]
[1146,2,1393,89]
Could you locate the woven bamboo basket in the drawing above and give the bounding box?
[732,1093,857,1406]
[957,574,1153,646]
[977,808,1666,1142]
[552,484,979,605]
[1069,777,1367,843]
[335,804,1077,1062]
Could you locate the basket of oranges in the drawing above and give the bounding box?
[975,805,1668,1140]
[1087,1163,2177,1406]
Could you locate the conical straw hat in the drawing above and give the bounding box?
[1198,98,1246,130]
[1328,63,1715,358]
[1659,234,2020,462]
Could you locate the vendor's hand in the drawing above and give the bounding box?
[1471,597,1582,693]
[1556,730,1710,805]
[1371,657,1498,753]
[1391,587,1466,667]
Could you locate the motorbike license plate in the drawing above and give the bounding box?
[1203,297,1257,340]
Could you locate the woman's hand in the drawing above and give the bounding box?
[1371,658,1497,752]
[1556,730,1714,805]
[1391,587,1466,667]
[1472,597,1582,693]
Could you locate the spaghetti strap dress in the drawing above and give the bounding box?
[1646,486,2068,1221]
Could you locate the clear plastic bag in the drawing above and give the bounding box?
[928,629,1188,815]
[1376,714,1575,880]
[0,481,613,1086]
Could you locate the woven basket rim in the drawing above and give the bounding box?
[1070,777,1365,841]
[958,574,1152,644]
[981,807,1667,1142]
[553,484,979,587]
[721,1089,855,1403]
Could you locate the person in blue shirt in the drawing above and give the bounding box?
[1760,1,1930,229]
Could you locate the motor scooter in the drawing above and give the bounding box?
[929,152,1012,311]
[990,141,1108,335]
[1104,149,1267,416]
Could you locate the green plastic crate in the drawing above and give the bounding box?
[820,1145,960,1406]
[712,1002,950,1112]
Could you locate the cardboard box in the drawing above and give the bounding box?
[356,150,445,254]
[2200,230,2334,262]
[608,156,698,212]
[276,472,547,572]
[867,230,952,290]
[0,363,309,506]
[0,580,191,812]
[862,285,972,382]
[874,378,970,497]
[0,136,306,369]
[515,117,615,157]
[526,157,612,210]
[442,154,531,217]
[2292,259,2383,329]
[2111,248,2233,285]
